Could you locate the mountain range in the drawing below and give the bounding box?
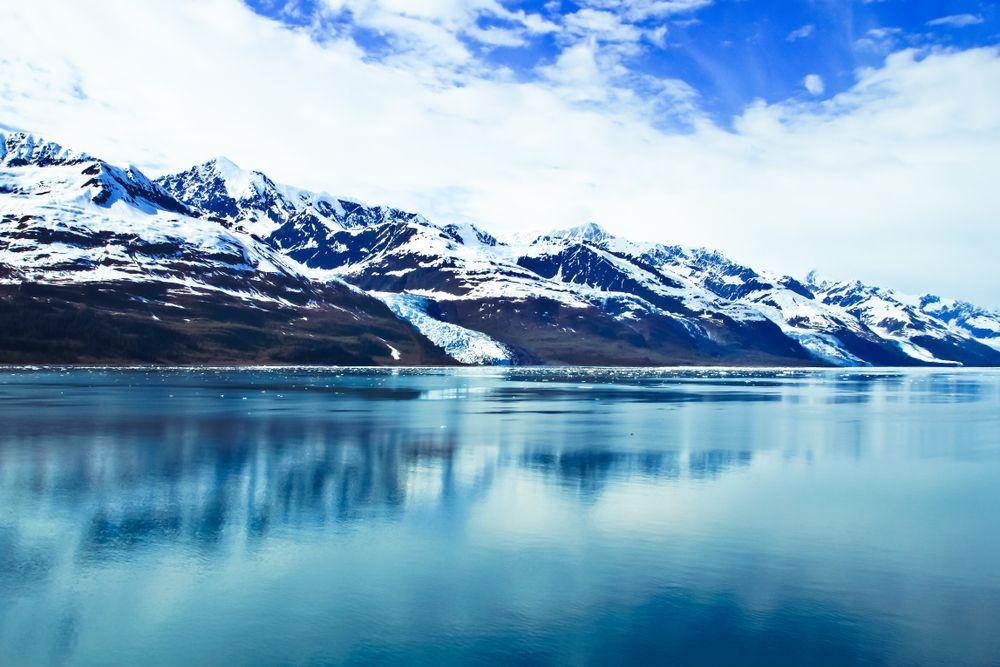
[2,130,998,366]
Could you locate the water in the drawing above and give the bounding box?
[1,368,998,666]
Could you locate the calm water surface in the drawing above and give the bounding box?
[1,367,999,666]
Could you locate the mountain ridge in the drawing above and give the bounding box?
[0,132,452,365]
[2,129,998,367]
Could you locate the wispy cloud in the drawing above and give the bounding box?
[927,14,984,28]
[853,26,903,53]
[579,0,714,21]
[787,24,815,42]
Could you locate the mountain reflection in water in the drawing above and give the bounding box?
[1,368,999,666]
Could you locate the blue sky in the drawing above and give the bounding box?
[2,0,1000,305]
[244,0,998,126]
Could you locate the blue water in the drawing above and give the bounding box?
[1,368,999,666]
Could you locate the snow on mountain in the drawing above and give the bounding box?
[158,161,601,354]
[543,222,614,245]
[1,132,92,168]
[4,129,998,367]
[156,153,1000,366]
[516,229,893,365]
[607,244,915,366]
[515,230,771,326]
[0,131,451,365]
[160,158,568,365]
[917,294,1000,352]
[0,136,301,303]
[155,158,426,244]
[548,232,1000,367]
[268,213,815,364]
[374,292,512,364]
[805,276,1000,366]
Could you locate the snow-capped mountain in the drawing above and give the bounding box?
[0,132,450,365]
[3,129,998,367]
[805,275,1000,366]
[159,161,815,365]
[157,158,427,245]
[600,243,919,366]
[916,294,1000,352]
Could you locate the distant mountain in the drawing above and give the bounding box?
[3,129,998,366]
[916,294,1000,353]
[806,274,1000,366]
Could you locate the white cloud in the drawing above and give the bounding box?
[803,73,825,95]
[786,24,815,42]
[926,14,985,28]
[538,39,613,101]
[646,25,669,48]
[867,28,901,39]
[580,0,714,21]
[309,0,557,64]
[1,1,1000,306]
[464,25,527,47]
[853,26,904,54]
[563,9,642,43]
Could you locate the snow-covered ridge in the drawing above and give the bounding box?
[0,132,334,308]
[155,156,429,242]
[804,275,999,365]
[150,146,1000,366]
[543,222,614,244]
[1,132,92,168]
[3,128,999,367]
[917,294,1000,351]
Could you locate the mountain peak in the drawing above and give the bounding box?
[193,155,270,199]
[204,155,241,174]
[804,269,828,290]
[550,222,612,243]
[1,131,93,168]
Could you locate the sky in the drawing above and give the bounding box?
[1,0,999,306]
